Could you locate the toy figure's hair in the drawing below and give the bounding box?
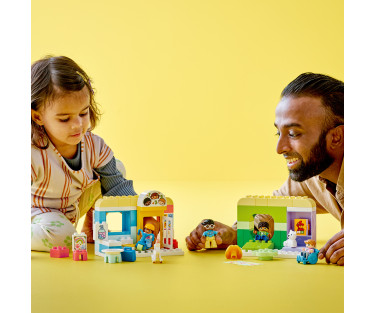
[31,55,101,149]
[257,222,269,229]
[201,219,215,226]
[281,73,344,131]
[304,239,316,246]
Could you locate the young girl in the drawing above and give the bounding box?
[31,56,140,252]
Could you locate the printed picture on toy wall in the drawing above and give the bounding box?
[142,191,166,207]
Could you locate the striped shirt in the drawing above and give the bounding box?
[31,132,123,217]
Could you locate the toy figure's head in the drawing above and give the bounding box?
[287,230,297,240]
[158,198,166,205]
[253,214,275,238]
[143,198,151,206]
[201,219,215,230]
[304,239,316,248]
[151,193,159,199]
[144,223,155,234]
[258,222,269,232]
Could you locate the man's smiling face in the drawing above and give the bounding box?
[274,96,334,182]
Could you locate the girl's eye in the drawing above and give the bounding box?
[80,111,89,117]
[59,118,69,122]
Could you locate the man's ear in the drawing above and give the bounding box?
[31,109,43,126]
[327,125,344,150]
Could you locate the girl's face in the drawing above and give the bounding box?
[31,88,91,158]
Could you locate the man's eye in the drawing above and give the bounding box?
[289,132,300,138]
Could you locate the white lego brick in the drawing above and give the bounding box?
[242,249,300,259]
[274,223,287,231]
[95,206,136,212]
[237,221,251,230]
[277,250,300,259]
[287,206,316,212]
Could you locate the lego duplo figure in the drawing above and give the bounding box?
[201,219,219,249]
[136,223,155,251]
[254,222,271,242]
[302,239,316,258]
[253,214,274,243]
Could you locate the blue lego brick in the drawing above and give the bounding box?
[121,247,136,262]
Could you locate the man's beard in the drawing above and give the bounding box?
[289,130,334,182]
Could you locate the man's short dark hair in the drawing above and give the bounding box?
[281,73,344,130]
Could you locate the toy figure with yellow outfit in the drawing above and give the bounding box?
[201,219,219,249]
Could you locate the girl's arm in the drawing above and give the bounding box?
[95,157,137,196]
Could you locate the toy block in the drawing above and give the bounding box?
[242,240,274,251]
[267,196,293,207]
[120,235,134,246]
[255,196,268,206]
[50,246,69,258]
[292,197,316,208]
[255,249,278,260]
[173,239,178,249]
[121,247,136,262]
[72,232,87,251]
[238,197,256,206]
[95,196,119,209]
[294,219,309,236]
[103,249,123,263]
[118,195,131,207]
[166,197,173,206]
[277,250,300,258]
[94,222,109,241]
[129,195,138,207]
[73,249,88,261]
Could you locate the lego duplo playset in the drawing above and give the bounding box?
[93,190,184,259]
[237,195,316,257]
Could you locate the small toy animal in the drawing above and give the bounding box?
[283,230,297,248]
[151,236,163,263]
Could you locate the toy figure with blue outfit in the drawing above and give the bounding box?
[254,221,271,243]
[201,219,218,249]
[136,224,155,251]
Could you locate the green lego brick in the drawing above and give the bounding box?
[255,249,278,260]
[237,206,287,223]
[237,229,252,247]
[242,240,275,251]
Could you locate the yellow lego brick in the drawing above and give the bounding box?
[255,195,268,206]
[267,196,293,207]
[238,197,256,206]
[166,197,173,206]
[292,197,316,208]
[117,196,131,207]
[129,195,139,206]
[95,196,119,208]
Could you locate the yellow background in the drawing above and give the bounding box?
[32,1,343,312]
[32,0,344,182]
